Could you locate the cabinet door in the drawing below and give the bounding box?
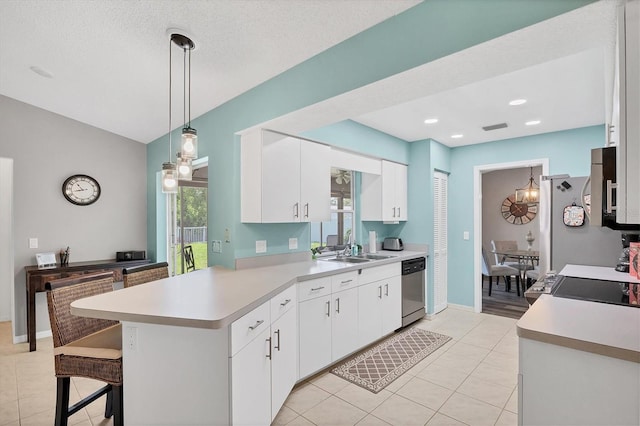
[271,307,298,421]
[381,161,397,221]
[301,142,330,222]
[395,164,408,221]
[262,134,301,222]
[231,327,271,426]
[358,281,383,347]
[298,295,332,378]
[381,275,402,336]
[331,287,359,361]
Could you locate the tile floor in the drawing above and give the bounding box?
[0,307,519,425]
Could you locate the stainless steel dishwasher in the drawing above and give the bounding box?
[401,257,426,327]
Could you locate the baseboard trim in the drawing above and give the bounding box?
[447,303,475,312]
[13,329,52,345]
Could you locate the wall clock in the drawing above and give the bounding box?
[62,174,101,206]
[501,194,537,225]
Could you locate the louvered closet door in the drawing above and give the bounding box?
[433,171,448,313]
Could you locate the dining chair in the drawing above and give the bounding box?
[122,262,169,288]
[481,248,520,296]
[45,271,123,426]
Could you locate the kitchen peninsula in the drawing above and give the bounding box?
[71,251,426,425]
[517,264,640,426]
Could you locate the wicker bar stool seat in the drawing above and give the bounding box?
[123,261,169,288]
[46,271,123,426]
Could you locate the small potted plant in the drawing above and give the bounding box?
[311,247,322,260]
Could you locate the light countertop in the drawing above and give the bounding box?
[71,250,426,330]
[517,264,640,363]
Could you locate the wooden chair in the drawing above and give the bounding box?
[481,248,520,296]
[45,271,123,426]
[122,262,169,288]
[183,245,196,273]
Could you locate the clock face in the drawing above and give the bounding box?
[501,194,537,225]
[62,174,101,206]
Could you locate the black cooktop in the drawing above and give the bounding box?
[552,276,640,308]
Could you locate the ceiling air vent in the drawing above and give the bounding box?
[482,123,508,131]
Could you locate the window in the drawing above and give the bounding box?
[310,168,354,253]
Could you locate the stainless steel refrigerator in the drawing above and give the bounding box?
[550,176,622,272]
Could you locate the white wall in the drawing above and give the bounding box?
[0,95,147,341]
[482,166,542,264]
[0,158,13,322]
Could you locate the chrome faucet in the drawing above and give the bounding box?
[336,244,351,258]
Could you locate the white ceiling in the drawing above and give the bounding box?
[0,0,619,147]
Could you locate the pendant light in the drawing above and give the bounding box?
[161,35,178,194]
[175,34,197,160]
[176,153,193,181]
[516,167,540,204]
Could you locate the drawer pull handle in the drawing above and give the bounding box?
[274,329,281,351]
[341,279,353,284]
[311,286,325,291]
[248,320,264,330]
[280,299,292,307]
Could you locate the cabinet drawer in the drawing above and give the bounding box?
[359,263,400,285]
[298,277,331,302]
[271,284,297,321]
[331,271,359,293]
[231,300,270,356]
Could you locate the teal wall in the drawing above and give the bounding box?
[146,0,596,269]
[447,125,605,307]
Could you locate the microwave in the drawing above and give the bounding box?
[590,147,640,230]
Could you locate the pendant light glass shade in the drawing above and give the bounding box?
[181,127,198,159]
[176,153,193,181]
[161,162,178,193]
[515,167,539,204]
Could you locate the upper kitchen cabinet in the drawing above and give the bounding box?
[241,130,330,223]
[361,160,408,222]
[614,0,640,224]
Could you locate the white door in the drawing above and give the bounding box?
[357,281,383,347]
[262,134,301,222]
[0,158,13,322]
[381,275,402,335]
[300,142,330,222]
[271,307,297,421]
[298,295,332,378]
[331,287,359,361]
[433,171,448,313]
[231,327,271,426]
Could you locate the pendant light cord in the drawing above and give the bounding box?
[183,47,187,130]
[188,48,191,127]
[168,37,173,160]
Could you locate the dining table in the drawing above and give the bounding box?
[492,249,540,292]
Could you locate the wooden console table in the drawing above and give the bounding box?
[25,258,150,351]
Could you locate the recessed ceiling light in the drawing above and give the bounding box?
[451,134,464,139]
[424,118,439,124]
[29,65,53,79]
[509,99,527,106]
[525,120,541,126]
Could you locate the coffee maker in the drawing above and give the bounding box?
[615,233,640,272]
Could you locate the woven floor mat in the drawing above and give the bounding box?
[331,327,451,393]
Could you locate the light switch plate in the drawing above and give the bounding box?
[211,240,222,253]
[463,231,470,240]
[256,240,267,253]
[29,238,38,249]
[289,238,298,250]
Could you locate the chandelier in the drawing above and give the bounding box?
[515,167,539,204]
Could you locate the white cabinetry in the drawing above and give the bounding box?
[298,277,332,378]
[358,264,401,346]
[331,286,359,361]
[615,0,640,224]
[361,160,408,222]
[231,285,297,425]
[241,129,330,223]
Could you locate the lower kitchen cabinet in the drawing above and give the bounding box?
[358,275,402,347]
[331,287,359,361]
[298,294,332,378]
[271,307,298,421]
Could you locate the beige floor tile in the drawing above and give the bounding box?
[303,395,367,426]
[89,414,114,426]
[416,363,468,390]
[457,375,514,408]
[355,414,391,425]
[17,373,56,398]
[425,412,467,426]
[371,394,435,426]
[470,362,518,388]
[482,349,518,373]
[504,387,518,414]
[381,370,413,393]
[273,405,300,425]
[492,335,519,356]
[335,383,393,413]
[17,389,57,418]
[444,341,490,360]
[309,372,351,394]
[396,376,453,411]
[286,416,315,426]
[459,329,504,350]
[284,382,331,414]
[0,386,18,404]
[439,392,501,426]
[495,409,518,426]
[0,399,19,425]
[431,350,482,375]
[15,409,55,426]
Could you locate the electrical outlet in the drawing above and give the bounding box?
[29,238,38,249]
[127,326,137,351]
[289,238,298,250]
[256,240,267,253]
[463,231,470,240]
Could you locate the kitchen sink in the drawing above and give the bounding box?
[321,257,371,264]
[354,254,395,260]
